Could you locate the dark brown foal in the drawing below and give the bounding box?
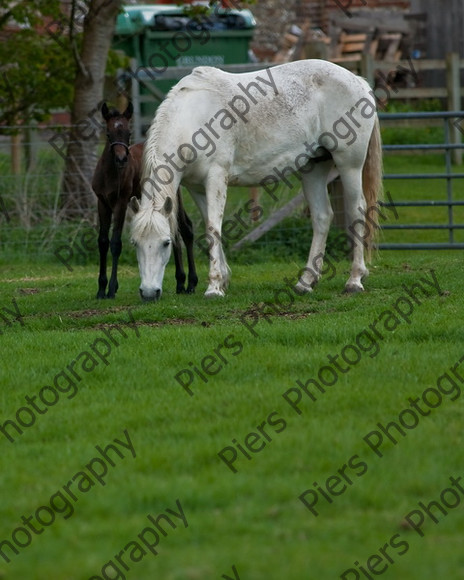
[92,102,198,299]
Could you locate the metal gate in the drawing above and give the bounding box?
[379,111,464,250]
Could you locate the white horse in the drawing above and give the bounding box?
[130,59,383,301]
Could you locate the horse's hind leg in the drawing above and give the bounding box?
[97,200,111,299]
[196,170,230,297]
[295,160,335,293]
[339,165,369,293]
[178,203,198,294]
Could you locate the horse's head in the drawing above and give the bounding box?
[130,196,174,302]
[101,102,133,168]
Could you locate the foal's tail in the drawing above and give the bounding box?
[362,115,383,257]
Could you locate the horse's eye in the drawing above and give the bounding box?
[130,239,137,247]
[163,240,170,248]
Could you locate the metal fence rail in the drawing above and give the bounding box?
[378,111,464,250]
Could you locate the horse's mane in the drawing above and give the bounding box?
[140,67,229,239]
[131,202,171,244]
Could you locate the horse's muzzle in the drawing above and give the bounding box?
[139,288,161,302]
[115,155,129,168]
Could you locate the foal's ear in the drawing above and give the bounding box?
[123,101,134,119]
[101,102,110,121]
[129,196,140,214]
[162,196,173,216]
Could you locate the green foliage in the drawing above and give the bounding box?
[0,0,125,127]
[0,30,74,127]
[0,0,74,127]
[383,98,443,114]
[0,0,62,28]
[381,124,444,145]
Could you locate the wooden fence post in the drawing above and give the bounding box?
[11,132,21,175]
[446,52,462,165]
[361,53,375,88]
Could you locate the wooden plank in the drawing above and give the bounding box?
[340,33,367,42]
[384,35,402,61]
[332,56,362,66]
[446,52,462,164]
[232,192,305,251]
[343,42,366,53]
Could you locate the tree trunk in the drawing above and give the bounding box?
[61,0,123,219]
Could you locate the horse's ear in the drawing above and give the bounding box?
[123,101,134,119]
[129,196,140,214]
[162,196,173,216]
[101,102,110,121]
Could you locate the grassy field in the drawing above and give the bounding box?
[0,247,463,579]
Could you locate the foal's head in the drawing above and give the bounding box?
[101,102,134,168]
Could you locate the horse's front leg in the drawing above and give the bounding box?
[107,203,126,298]
[97,200,111,299]
[177,195,198,294]
[203,170,229,298]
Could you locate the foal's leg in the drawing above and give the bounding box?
[295,160,335,293]
[97,200,111,299]
[177,198,198,294]
[107,202,127,298]
[339,165,369,292]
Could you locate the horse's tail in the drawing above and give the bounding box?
[362,114,383,257]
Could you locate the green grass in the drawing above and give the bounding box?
[0,251,463,579]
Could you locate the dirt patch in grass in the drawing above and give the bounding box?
[92,317,197,330]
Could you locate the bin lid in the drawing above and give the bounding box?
[115,3,256,36]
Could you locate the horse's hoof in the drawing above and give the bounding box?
[294,281,314,295]
[176,287,186,294]
[344,283,364,293]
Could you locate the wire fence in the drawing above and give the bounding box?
[0,123,325,266]
[2,115,464,268]
[0,124,102,265]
